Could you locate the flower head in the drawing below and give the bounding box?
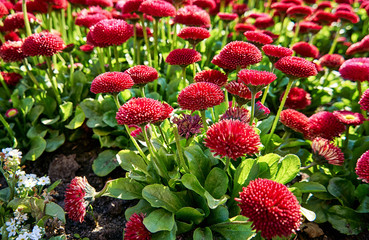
[90,72,134,94]
[225,80,262,105]
[124,65,158,85]
[298,21,322,34]
[280,109,309,135]
[234,23,256,33]
[217,12,238,22]
[205,119,260,159]
[220,107,250,123]
[174,5,210,27]
[319,54,345,69]
[90,19,133,46]
[275,56,318,79]
[0,41,26,62]
[346,35,369,55]
[194,69,228,87]
[356,150,369,183]
[333,110,365,126]
[339,58,369,82]
[64,177,96,223]
[313,10,337,25]
[254,101,270,120]
[124,213,151,240]
[244,31,273,47]
[120,0,144,13]
[291,42,319,59]
[5,108,19,118]
[281,87,311,109]
[0,2,8,17]
[177,27,210,47]
[86,0,113,7]
[193,0,216,10]
[312,137,344,166]
[335,10,359,24]
[262,44,293,64]
[1,72,22,86]
[359,89,369,111]
[286,5,313,19]
[165,48,201,67]
[2,12,40,32]
[236,178,301,239]
[307,111,346,140]
[271,2,296,16]
[22,32,65,57]
[212,41,262,70]
[238,69,277,91]
[173,114,203,139]
[254,16,275,29]
[178,82,224,110]
[75,12,109,28]
[116,98,171,126]
[232,3,248,15]
[139,0,176,18]
[80,44,94,52]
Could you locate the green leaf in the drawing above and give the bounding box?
[45,202,66,223]
[204,167,228,199]
[356,196,369,213]
[257,153,281,178]
[0,187,10,202]
[27,125,48,139]
[41,115,60,125]
[232,159,258,200]
[327,205,367,235]
[117,149,148,174]
[193,227,213,240]
[59,102,73,122]
[103,178,144,200]
[28,105,44,123]
[181,174,227,209]
[292,182,327,193]
[47,180,61,193]
[92,150,119,176]
[125,199,154,220]
[258,116,275,136]
[79,98,100,118]
[24,136,46,161]
[327,177,355,207]
[142,184,185,212]
[102,110,118,127]
[65,106,85,129]
[184,145,211,185]
[20,97,35,116]
[274,154,301,184]
[211,215,256,240]
[151,224,177,240]
[175,207,205,225]
[143,209,175,233]
[45,133,65,152]
[354,184,369,202]
[304,197,329,223]
[205,205,229,226]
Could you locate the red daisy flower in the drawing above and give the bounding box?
[90,19,133,46]
[254,16,275,29]
[260,30,279,40]
[119,0,144,13]
[90,72,134,94]
[238,69,277,91]
[0,41,26,62]
[234,23,256,33]
[2,13,40,32]
[80,44,94,52]
[217,12,238,22]
[194,69,228,87]
[135,23,153,38]
[291,42,319,59]
[4,32,21,42]
[336,3,352,12]
[165,48,201,67]
[5,108,19,118]
[236,178,301,239]
[312,137,345,166]
[356,150,369,183]
[232,3,248,16]
[298,21,322,34]
[225,80,262,100]
[336,0,353,3]
[64,177,96,223]
[281,87,311,110]
[13,0,48,13]
[359,89,369,111]
[174,5,210,27]
[124,213,151,240]
[86,0,113,7]
[319,54,344,69]
[333,110,366,126]
[212,41,262,70]
[335,10,359,24]
[22,32,65,57]
[313,10,337,25]
[307,111,346,140]
[86,28,110,48]
[116,98,169,126]
[0,2,8,17]
[346,35,369,55]
[205,119,260,159]
[275,56,318,79]
[317,1,332,10]
[220,107,250,123]
[244,31,273,47]
[177,27,210,47]
[139,0,176,18]
[173,114,203,139]
[255,101,270,119]
[262,44,294,64]
[75,12,109,28]
[286,5,313,19]
[156,102,173,123]
[339,58,369,82]
[193,0,216,10]
[124,65,158,85]
[247,13,270,20]
[271,2,296,16]
[1,72,22,86]
[280,109,309,135]
[282,0,303,5]
[178,82,224,110]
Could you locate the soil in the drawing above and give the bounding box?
[1,134,369,240]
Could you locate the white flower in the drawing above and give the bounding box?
[14,210,28,223]
[8,227,17,237]
[37,176,50,186]
[19,174,38,188]
[29,226,43,240]
[16,232,29,240]
[15,170,26,176]
[7,149,22,160]
[2,147,14,156]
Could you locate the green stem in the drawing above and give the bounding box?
[249,91,256,126]
[290,21,300,46]
[200,110,208,132]
[260,84,270,105]
[133,23,139,65]
[173,126,189,172]
[171,23,177,51]
[47,5,52,31]
[139,14,152,67]
[0,113,17,148]
[224,157,231,171]
[221,25,229,47]
[329,26,341,54]
[69,53,75,90]
[358,81,363,99]
[225,90,229,109]
[265,78,294,151]
[45,57,62,105]
[22,0,32,36]
[0,73,11,98]
[60,9,67,40]
[140,86,146,97]
[343,126,350,149]
[113,45,120,71]
[97,47,105,73]
[182,67,187,86]
[193,62,196,79]
[158,126,172,153]
[23,59,44,89]
[153,18,159,70]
